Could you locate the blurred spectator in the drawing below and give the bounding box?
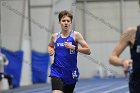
[0,53,13,89]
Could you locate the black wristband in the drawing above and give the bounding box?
[75,46,78,51]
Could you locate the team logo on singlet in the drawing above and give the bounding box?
[72,70,78,79]
[136,45,140,53]
[57,42,75,54]
[57,43,64,47]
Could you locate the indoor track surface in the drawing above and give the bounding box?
[1,77,129,93]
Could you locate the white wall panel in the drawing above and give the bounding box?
[123,1,140,29]
[31,0,52,5]
[75,2,121,42]
[31,8,51,52]
[1,0,24,50]
[78,42,130,78]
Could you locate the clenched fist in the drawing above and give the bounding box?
[64,42,75,50]
[48,49,55,56]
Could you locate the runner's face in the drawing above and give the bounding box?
[59,16,72,31]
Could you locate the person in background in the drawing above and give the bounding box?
[109,25,140,93]
[0,53,13,89]
[48,10,91,93]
